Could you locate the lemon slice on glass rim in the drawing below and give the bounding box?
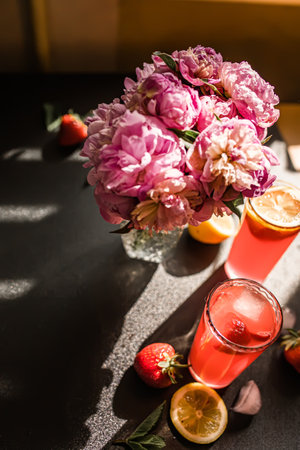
[250,183,300,229]
[188,214,236,244]
[170,382,228,444]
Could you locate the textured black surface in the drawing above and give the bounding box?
[0,75,299,449]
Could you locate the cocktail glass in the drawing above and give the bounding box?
[224,181,300,282]
[188,279,282,389]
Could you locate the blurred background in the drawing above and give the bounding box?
[1,0,300,102]
[0,3,299,448]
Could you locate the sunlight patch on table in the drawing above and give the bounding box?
[0,205,60,222]
[2,148,42,161]
[2,148,86,162]
[0,279,36,300]
[69,151,87,162]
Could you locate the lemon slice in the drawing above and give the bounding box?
[250,184,300,229]
[188,214,235,244]
[170,382,228,444]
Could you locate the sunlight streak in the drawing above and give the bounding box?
[0,205,60,222]
[2,148,86,162]
[0,279,36,300]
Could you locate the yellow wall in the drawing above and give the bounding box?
[1,0,300,101]
[117,0,300,101]
[0,0,28,71]
[46,0,119,72]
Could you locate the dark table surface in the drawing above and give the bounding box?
[0,74,299,450]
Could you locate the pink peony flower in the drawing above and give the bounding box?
[123,72,201,130]
[190,197,234,224]
[255,125,268,142]
[197,95,238,132]
[187,118,279,200]
[241,168,277,198]
[81,45,281,232]
[123,62,156,104]
[174,45,223,86]
[136,62,156,81]
[92,110,186,202]
[151,53,176,74]
[94,181,137,224]
[81,98,126,167]
[131,175,206,232]
[219,61,280,128]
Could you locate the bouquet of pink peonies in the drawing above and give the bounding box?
[81,45,280,233]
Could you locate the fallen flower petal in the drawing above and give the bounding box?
[232,380,262,415]
[281,306,297,333]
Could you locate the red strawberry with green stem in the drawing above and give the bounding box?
[134,343,190,388]
[44,103,88,147]
[59,113,87,146]
[281,329,300,373]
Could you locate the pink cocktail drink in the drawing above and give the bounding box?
[188,279,282,388]
[225,182,300,282]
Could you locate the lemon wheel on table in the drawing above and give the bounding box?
[170,382,228,444]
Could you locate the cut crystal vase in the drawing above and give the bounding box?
[121,227,183,263]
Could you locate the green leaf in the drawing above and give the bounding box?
[157,361,169,368]
[261,134,272,145]
[127,441,148,450]
[153,52,177,72]
[110,221,134,234]
[43,102,62,132]
[169,128,199,144]
[287,329,300,338]
[224,194,244,220]
[129,402,166,440]
[231,193,244,207]
[200,79,226,99]
[135,434,166,448]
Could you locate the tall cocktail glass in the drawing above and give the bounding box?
[224,181,300,282]
[188,279,282,389]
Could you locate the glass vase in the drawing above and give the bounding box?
[121,227,184,263]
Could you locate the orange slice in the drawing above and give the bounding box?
[188,214,235,244]
[250,184,300,229]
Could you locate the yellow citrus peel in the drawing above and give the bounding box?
[250,184,300,229]
[170,382,228,444]
[188,214,235,244]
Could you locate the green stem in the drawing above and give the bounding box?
[201,79,227,100]
[112,439,127,446]
[171,363,191,368]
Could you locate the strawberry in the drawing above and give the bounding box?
[134,343,189,388]
[59,113,87,146]
[281,329,300,374]
[225,316,251,346]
